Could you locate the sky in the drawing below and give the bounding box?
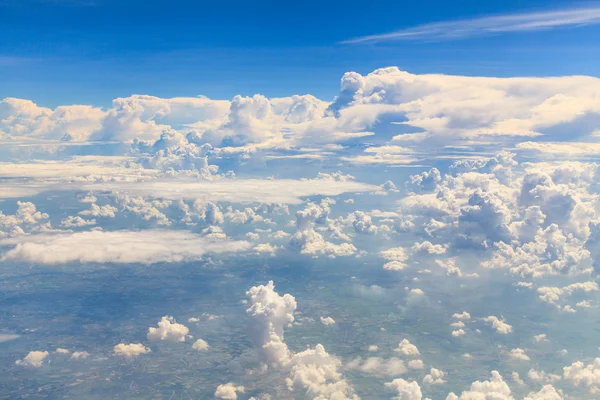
[2,1,600,400]
[1,0,600,106]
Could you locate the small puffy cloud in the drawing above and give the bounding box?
[380,247,409,270]
[15,350,49,367]
[508,348,530,361]
[60,216,96,228]
[0,230,250,264]
[411,241,446,255]
[523,385,563,400]
[534,334,548,342]
[384,378,423,400]
[70,351,90,360]
[395,339,420,357]
[192,339,209,351]
[528,368,561,384]
[214,382,245,400]
[320,316,336,326]
[147,316,189,343]
[452,329,465,337]
[446,371,512,400]
[452,311,471,320]
[483,316,512,334]
[423,368,447,385]
[113,343,151,359]
[287,344,359,400]
[408,359,424,370]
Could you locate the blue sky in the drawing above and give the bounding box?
[1,0,600,106]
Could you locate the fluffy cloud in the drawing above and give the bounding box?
[384,378,423,400]
[214,382,245,400]
[483,316,513,334]
[380,247,409,270]
[563,358,600,393]
[0,229,250,264]
[394,339,420,357]
[15,350,49,367]
[113,343,151,359]
[446,371,513,400]
[147,316,189,342]
[245,280,297,367]
[423,368,447,385]
[508,348,530,361]
[192,339,209,351]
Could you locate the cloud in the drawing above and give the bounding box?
[113,343,151,359]
[446,371,512,400]
[508,348,530,361]
[15,350,48,367]
[423,368,447,385]
[192,339,209,351]
[483,316,512,334]
[342,6,600,43]
[384,378,422,400]
[0,229,250,264]
[394,339,420,357]
[245,280,296,367]
[563,358,600,393]
[214,383,245,400]
[147,316,189,342]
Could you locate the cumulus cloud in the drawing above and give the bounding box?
[384,378,423,400]
[508,348,530,361]
[380,247,409,270]
[483,316,513,334]
[394,339,420,357]
[245,280,297,367]
[445,371,512,400]
[0,229,250,264]
[147,316,189,343]
[15,350,49,367]
[113,343,151,359]
[214,382,245,400]
[423,368,447,385]
[563,358,600,393]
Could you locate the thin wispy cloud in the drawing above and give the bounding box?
[342,6,600,44]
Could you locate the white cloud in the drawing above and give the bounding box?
[320,316,336,326]
[563,358,600,394]
[423,368,447,385]
[70,351,90,360]
[483,316,513,334]
[245,280,296,367]
[380,247,409,270]
[192,339,209,351]
[384,378,423,400]
[343,6,600,43]
[523,385,563,400]
[113,343,151,359]
[15,350,49,367]
[214,382,245,400]
[445,371,512,400]
[0,229,250,264]
[508,348,530,361]
[147,316,189,343]
[394,339,420,357]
